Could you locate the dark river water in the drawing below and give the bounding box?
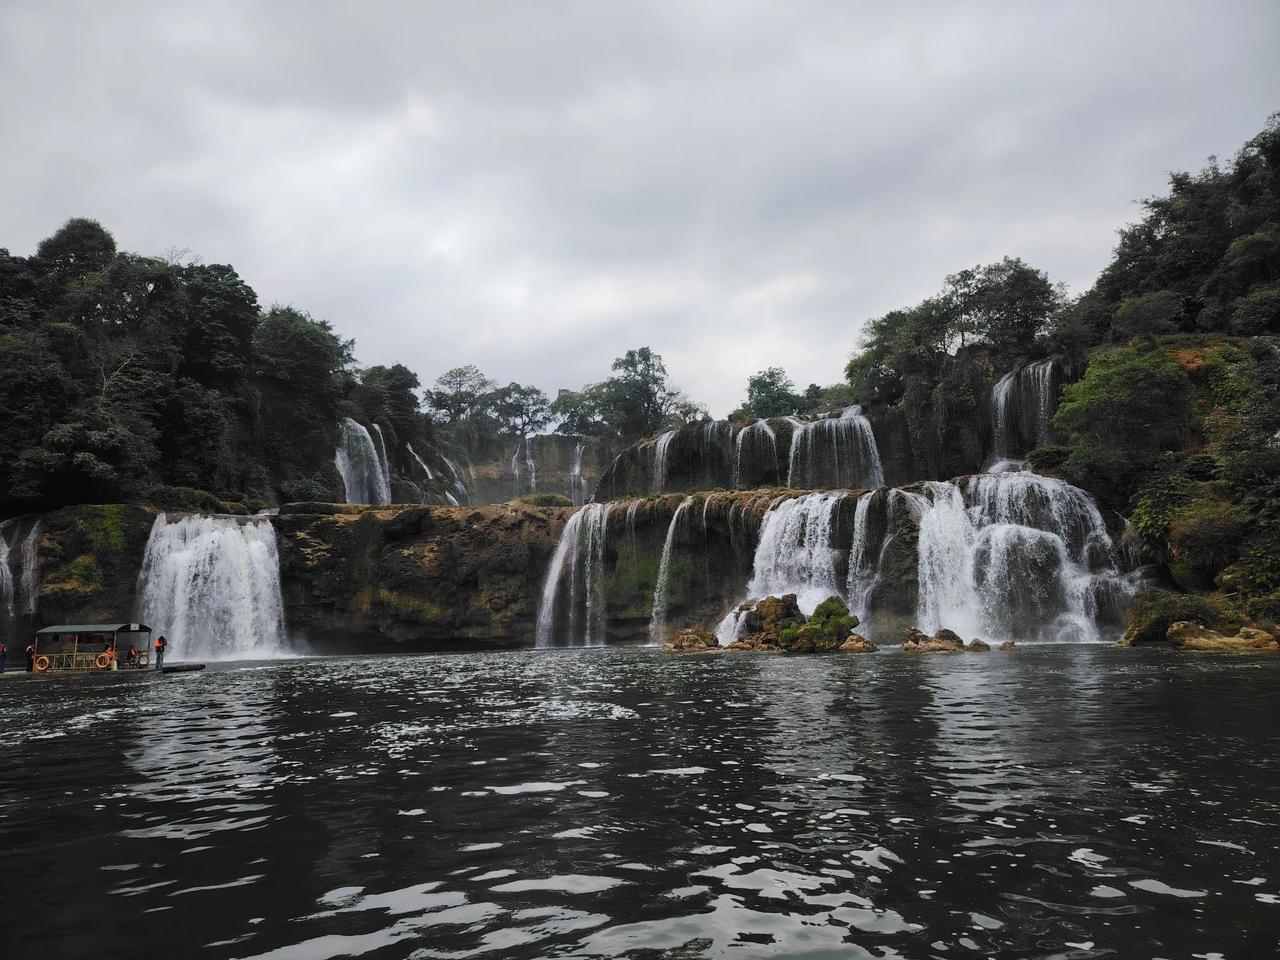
[3,647,1279,959]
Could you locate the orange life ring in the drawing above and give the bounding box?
[94,653,110,669]
[34,655,50,672]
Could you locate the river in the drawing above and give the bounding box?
[3,646,1279,958]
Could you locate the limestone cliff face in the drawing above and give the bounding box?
[7,501,571,652]
[272,502,572,649]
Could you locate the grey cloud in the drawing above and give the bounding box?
[2,1,1277,415]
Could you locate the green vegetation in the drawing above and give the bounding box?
[0,216,705,514]
[836,115,1280,625]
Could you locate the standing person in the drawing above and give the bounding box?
[0,641,7,673]
[154,635,167,669]
[26,642,35,672]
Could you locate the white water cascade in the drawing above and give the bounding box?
[443,457,471,506]
[787,406,885,490]
[652,431,677,493]
[650,496,695,642]
[16,521,40,616]
[534,503,611,648]
[733,420,779,488]
[914,472,1133,643]
[713,492,845,645]
[370,424,392,486]
[991,359,1057,463]
[335,418,391,505]
[512,437,537,497]
[0,521,14,622]
[570,443,589,506]
[136,514,289,661]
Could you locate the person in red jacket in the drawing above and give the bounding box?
[154,635,168,669]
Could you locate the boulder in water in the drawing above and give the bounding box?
[967,638,991,652]
[665,628,718,652]
[901,627,965,653]
[998,640,1017,651]
[839,634,878,653]
[1166,621,1279,651]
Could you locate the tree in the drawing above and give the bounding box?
[604,347,675,439]
[34,218,116,287]
[491,382,551,436]
[740,367,803,419]
[427,365,494,425]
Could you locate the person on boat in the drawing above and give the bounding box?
[126,644,139,667]
[0,641,7,673]
[154,635,168,669]
[26,643,35,672]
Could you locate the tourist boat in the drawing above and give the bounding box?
[29,623,154,672]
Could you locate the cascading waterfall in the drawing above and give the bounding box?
[136,514,289,661]
[913,472,1133,643]
[733,420,779,488]
[570,443,589,506]
[786,406,884,490]
[443,457,471,506]
[335,417,391,505]
[370,424,391,485]
[512,437,537,497]
[0,521,14,621]
[14,521,41,617]
[650,496,695,642]
[710,469,1132,647]
[407,443,435,480]
[534,504,610,648]
[844,492,876,619]
[990,359,1058,463]
[652,430,676,493]
[714,492,844,645]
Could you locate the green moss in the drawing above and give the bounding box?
[1167,499,1249,589]
[82,504,127,553]
[376,587,448,622]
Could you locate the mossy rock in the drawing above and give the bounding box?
[1121,588,1240,645]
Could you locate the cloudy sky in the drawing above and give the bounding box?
[2,2,1277,416]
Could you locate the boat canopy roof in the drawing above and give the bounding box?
[36,623,152,635]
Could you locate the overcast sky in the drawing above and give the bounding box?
[2,2,1277,416]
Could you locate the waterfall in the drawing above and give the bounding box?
[652,430,676,493]
[534,504,610,648]
[136,514,289,661]
[570,443,589,506]
[990,359,1057,462]
[442,457,471,506]
[16,521,40,616]
[512,437,537,497]
[335,418,391,505]
[912,472,1133,643]
[786,406,884,490]
[650,496,695,642]
[407,443,435,481]
[742,492,846,614]
[733,419,779,488]
[844,492,876,619]
[370,424,391,485]
[0,521,14,622]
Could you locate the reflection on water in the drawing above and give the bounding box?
[3,648,1280,959]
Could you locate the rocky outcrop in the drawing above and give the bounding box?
[15,504,157,630]
[839,634,878,653]
[663,627,718,652]
[1166,620,1279,651]
[273,502,572,649]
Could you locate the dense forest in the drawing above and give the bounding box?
[0,222,703,513]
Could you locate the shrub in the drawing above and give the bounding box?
[1123,588,1236,644]
[1166,499,1248,588]
[1026,444,1070,471]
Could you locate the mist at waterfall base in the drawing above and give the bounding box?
[136,513,293,662]
[5,648,1279,959]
